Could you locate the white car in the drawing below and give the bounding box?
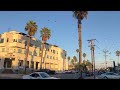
[99,72,120,79]
[22,72,59,79]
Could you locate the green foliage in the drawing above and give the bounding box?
[73,56,77,63]
[67,56,70,61]
[25,20,38,36]
[76,49,79,53]
[40,27,51,42]
[73,11,88,20]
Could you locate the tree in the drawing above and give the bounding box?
[71,59,75,67]
[116,50,120,65]
[25,20,38,73]
[40,27,51,69]
[86,60,92,71]
[73,56,77,64]
[76,49,79,54]
[73,11,88,64]
[83,53,86,64]
[76,49,79,65]
[67,56,70,69]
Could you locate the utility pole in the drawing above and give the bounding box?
[87,39,96,79]
[103,49,109,70]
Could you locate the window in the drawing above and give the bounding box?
[47,55,49,58]
[1,48,4,52]
[18,49,22,53]
[48,49,49,51]
[40,72,50,78]
[30,73,39,77]
[106,73,113,75]
[51,50,52,52]
[13,39,15,42]
[53,50,55,54]
[18,60,23,66]
[31,61,34,68]
[0,38,4,43]
[53,57,54,59]
[13,39,17,42]
[57,51,58,54]
[7,38,9,42]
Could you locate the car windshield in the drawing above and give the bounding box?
[40,72,50,78]
[106,72,118,75]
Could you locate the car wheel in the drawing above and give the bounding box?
[103,76,108,79]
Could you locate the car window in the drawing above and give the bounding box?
[40,72,50,78]
[30,73,39,77]
[106,72,115,75]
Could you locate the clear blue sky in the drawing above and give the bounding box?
[0,11,120,65]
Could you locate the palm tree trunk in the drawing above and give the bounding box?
[78,19,83,78]
[25,36,31,74]
[78,19,82,64]
[40,41,45,69]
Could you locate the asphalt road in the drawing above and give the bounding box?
[0,73,100,79]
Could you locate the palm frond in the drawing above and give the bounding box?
[25,20,38,36]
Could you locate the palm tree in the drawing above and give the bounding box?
[67,56,70,69]
[76,49,79,54]
[73,56,77,64]
[76,49,79,63]
[71,59,75,68]
[83,53,86,64]
[116,50,120,65]
[25,20,38,73]
[73,11,88,64]
[40,27,51,69]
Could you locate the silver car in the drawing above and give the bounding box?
[23,72,59,79]
[99,72,120,79]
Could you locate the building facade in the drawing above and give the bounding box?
[0,31,68,71]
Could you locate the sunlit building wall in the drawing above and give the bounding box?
[0,31,68,71]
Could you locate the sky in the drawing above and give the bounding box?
[0,11,120,67]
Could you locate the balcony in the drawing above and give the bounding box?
[9,42,25,48]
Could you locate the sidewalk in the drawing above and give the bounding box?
[0,74,23,79]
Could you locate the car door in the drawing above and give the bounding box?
[112,73,119,79]
[107,72,116,79]
[105,73,112,79]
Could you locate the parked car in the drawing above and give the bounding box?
[99,72,120,79]
[22,72,59,79]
